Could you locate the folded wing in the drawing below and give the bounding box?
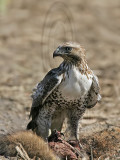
[86,74,101,109]
[27,67,64,130]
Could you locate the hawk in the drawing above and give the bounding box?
[27,42,101,142]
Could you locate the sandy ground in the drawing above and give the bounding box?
[0,0,120,137]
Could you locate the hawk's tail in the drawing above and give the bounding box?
[27,120,37,130]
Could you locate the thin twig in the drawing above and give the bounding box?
[90,145,93,160]
[15,143,31,160]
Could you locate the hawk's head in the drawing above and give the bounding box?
[53,42,86,65]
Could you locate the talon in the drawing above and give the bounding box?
[78,142,84,150]
[60,132,64,137]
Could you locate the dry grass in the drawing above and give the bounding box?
[0,0,120,159]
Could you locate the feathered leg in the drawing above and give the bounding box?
[36,106,55,140]
[67,106,89,158]
[51,110,66,132]
[68,106,85,141]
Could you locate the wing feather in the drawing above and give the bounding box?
[30,67,64,118]
[86,74,101,109]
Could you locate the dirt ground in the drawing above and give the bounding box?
[0,0,120,142]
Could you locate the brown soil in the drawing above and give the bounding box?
[0,0,120,158]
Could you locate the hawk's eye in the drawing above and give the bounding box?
[65,47,72,52]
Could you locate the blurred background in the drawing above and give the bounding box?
[0,0,120,134]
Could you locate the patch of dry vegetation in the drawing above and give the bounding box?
[0,0,120,159]
[0,123,120,159]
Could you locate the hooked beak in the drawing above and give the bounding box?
[53,48,61,58]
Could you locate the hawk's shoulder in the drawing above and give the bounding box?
[31,66,64,109]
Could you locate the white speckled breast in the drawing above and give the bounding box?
[58,67,93,100]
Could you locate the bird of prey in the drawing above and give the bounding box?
[27,42,101,142]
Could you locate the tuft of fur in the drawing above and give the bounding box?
[0,131,57,160]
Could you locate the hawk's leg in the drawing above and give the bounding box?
[51,110,66,132]
[36,107,55,140]
[67,107,88,158]
[68,106,85,143]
